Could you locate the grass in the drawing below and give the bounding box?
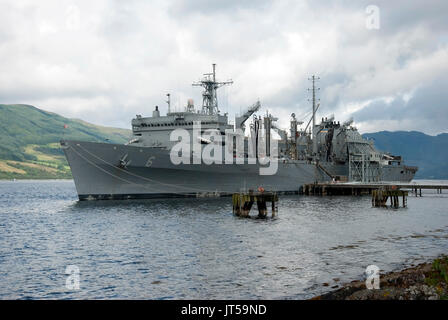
[425,255,448,299]
[0,142,72,179]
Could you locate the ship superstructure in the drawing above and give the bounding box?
[129,64,234,150]
[61,64,417,200]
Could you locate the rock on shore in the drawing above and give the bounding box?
[312,255,448,300]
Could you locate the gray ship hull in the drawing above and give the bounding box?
[62,140,416,200]
[62,140,322,200]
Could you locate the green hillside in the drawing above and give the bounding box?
[0,104,131,179]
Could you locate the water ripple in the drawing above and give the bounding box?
[0,180,447,299]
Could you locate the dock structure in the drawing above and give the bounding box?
[409,185,445,197]
[232,191,278,218]
[372,188,408,208]
[301,183,447,197]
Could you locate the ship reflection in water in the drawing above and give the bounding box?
[0,180,447,299]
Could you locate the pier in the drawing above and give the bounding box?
[232,191,278,218]
[301,183,447,196]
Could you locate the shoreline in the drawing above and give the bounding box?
[311,255,448,300]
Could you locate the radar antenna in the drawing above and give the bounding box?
[192,64,233,115]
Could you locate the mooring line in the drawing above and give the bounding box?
[70,144,233,194]
[69,145,163,192]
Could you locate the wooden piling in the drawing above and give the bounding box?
[372,188,407,208]
[232,191,278,218]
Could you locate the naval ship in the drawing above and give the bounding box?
[61,65,417,200]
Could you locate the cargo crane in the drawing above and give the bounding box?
[235,100,261,131]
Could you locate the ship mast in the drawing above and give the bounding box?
[308,75,320,160]
[192,64,233,115]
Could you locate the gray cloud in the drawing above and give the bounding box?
[169,0,271,15]
[353,75,448,134]
[0,0,446,135]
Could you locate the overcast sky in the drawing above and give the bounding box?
[0,0,447,134]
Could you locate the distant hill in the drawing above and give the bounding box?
[0,104,131,179]
[363,131,448,179]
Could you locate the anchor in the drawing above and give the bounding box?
[117,153,131,169]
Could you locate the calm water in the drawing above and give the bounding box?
[0,180,447,299]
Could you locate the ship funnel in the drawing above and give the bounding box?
[153,106,160,118]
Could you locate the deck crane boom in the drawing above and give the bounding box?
[271,123,288,141]
[235,100,261,130]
